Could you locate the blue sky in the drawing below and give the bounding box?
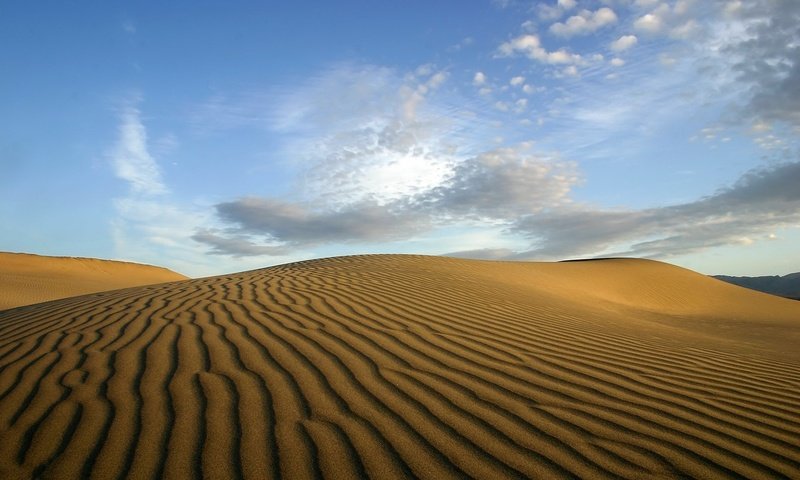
[2,0,799,277]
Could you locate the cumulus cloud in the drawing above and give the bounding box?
[550,8,619,37]
[670,19,699,39]
[634,13,663,33]
[538,0,578,21]
[512,160,800,259]
[497,34,583,65]
[473,71,487,86]
[632,1,700,37]
[610,34,638,52]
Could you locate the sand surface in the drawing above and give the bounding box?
[0,254,798,479]
[0,252,187,311]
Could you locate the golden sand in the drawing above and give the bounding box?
[0,252,187,310]
[0,255,798,479]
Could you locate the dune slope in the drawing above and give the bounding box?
[0,252,187,310]
[0,255,798,479]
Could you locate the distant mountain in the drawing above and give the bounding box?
[713,272,800,300]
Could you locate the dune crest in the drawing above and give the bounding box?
[0,254,798,479]
[0,252,187,310]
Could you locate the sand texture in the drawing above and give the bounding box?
[0,252,187,311]
[0,254,798,479]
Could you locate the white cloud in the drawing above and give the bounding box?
[110,101,167,195]
[673,0,691,16]
[751,120,771,133]
[538,0,578,21]
[633,1,698,36]
[497,34,541,57]
[415,64,433,77]
[610,58,625,66]
[203,143,581,257]
[261,63,494,209]
[427,71,448,89]
[108,99,301,276]
[670,19,699,39]
[550,8,618,37]
[473,71,487,86]
[610,34,638,52]
[634,13,662,33]
[497,34,584,65]
[421,145,581,218]
[510,75,525,86]
[562,65,580,77]
[723,0,743,17]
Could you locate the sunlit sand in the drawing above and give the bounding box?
[0,252,187,311]
[0,254,798,478]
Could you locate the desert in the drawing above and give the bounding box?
[3,1,800,478]
[0,252,187,311]
[1,254,798,479]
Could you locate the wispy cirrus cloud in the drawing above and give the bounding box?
[108,97,304,275]
[109,101,167,195]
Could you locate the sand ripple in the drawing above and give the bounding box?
[0,255,798,479]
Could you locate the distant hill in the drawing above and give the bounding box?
[714,272,800,300]
[0,251,188,310]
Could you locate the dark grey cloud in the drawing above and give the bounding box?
[195,151,799,260]
[512,160,800,259]
[216,197,429,243]
[195,146,579,257]
[192,197,430,256]
[722,0,800,127]
[191,229,292,257]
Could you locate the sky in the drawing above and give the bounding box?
[1,0,799,278]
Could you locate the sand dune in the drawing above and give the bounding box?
[0,254,798,479]
[0,252,187,311]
